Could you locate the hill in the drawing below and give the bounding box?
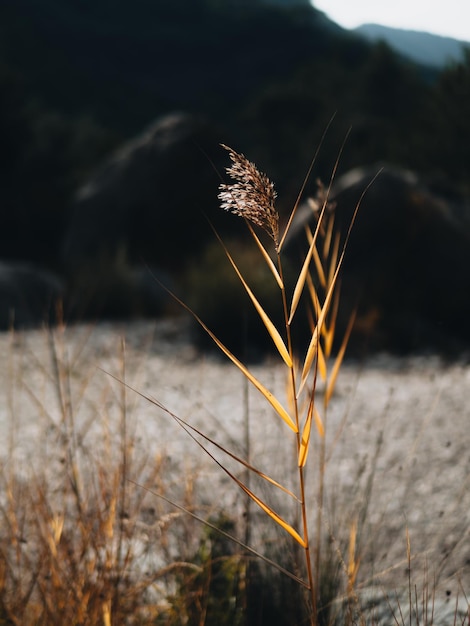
[0,0,469,269]
[355,23,469,68]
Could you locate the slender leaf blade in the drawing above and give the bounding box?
[278,112,336,253]
[236,478,307,547]
[149,275,298,432]
[312,244,327,289]
[327,230,340,289]
[288,205,327,325]
[312,402,324,437]
[247,222,283,289]
[325,309,356,406]
[298,275,337,396]
[207,328,297,432]
[129,480,309,587]
[298,404,313,467]
[163,404,300,501]
[221,241,292,368]
[317,342,327,382]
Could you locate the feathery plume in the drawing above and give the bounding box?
[218,144,279,249]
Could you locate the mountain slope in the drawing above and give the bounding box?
[0,0,344,134]
[355,23,468,68]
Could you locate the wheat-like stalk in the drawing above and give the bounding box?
[177,143,364,623]
[113,143,369,624]
[218,144,280,249]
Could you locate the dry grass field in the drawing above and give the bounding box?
[0,318,468,624]
[1,146,468,624]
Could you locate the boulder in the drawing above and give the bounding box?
[284,164,470,355]
[61,112,240,320]
[0,261,63,330]
[62,112,239,272]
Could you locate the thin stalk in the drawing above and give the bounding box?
[48,326,83,514]
[241,312,252,549]
[314,219,333,609]
[279,112,337,252]
[114,336,128,609]
[277,252,317,623]
[242,369,252,615]
[243,373,251,547]
[314,402,328,612]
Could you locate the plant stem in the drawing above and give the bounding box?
[278,253,317,624]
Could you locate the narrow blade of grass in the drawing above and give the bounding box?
[324,309,356,406]
[235,478,307,548]
[298,170,380,396]
[148,389,300,501]
[299,373,324,468]
[298,277,336,397]
[208,329,297,431]
[246,221,283,289]
[312,402,324,437]
[347,518,360,593]
[107,374,304,544]
[290,129,360,329]
[143,273,298,432]
[322,207,335,260]
[317,341,327,382]
[312,239,327,289]
[305,269,330,376]
[181,420,299,501]
[122,381,305,547]
[217,236,292,368]
[298,402,313,468]
[129,480,309,587]
[323,287,340,358]
[278,112,337,252]
[288,202,328,325]
[327,230,340,289]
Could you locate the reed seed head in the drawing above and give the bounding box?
[218,144,280,249]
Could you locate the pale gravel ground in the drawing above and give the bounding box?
[0,318,469,620]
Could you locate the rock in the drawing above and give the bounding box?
[0,261,63,330]
[61,112,240,321]
[62,112,238,273]
[284,164,470,355]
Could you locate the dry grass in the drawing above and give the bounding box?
[0,145,468,625]
[134,143,375,624]
[0,324,215,625]
[1,321,468,625]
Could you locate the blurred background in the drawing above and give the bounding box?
[1,0,469,355]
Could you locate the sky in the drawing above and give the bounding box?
[312,0,470,42]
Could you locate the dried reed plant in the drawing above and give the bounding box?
[135,143,376,625]
[218,144,280,249]
[0,326,203,625]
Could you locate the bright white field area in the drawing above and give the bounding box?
[1,318,469,607]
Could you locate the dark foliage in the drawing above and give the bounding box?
[0,0,469,353]
[1,0,468,258]
[0,63,117,269]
